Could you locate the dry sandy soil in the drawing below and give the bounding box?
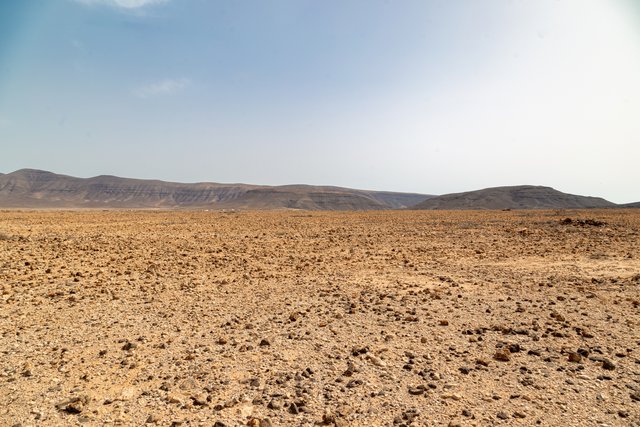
[1,210,639,426]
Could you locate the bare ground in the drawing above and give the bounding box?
[1,210,639,426]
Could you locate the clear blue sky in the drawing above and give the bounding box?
[1,0,639,203]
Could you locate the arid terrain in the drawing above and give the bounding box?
[1,210,639,426]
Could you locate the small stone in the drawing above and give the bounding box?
[351,346,369,356]
[630,392,640,402]
[441,393,462,401]
[458,366,471,374]
[213,422,226,427]
[342,362,356,377]
[439,320,449,326]
[507,343,521,353]
[166,393,184,405]
[21,363,33,377]
[288,402,299,414]
[122,342,137,351]
[267,399,282,410]
[259,339,271,347]
[494,350,510,362]
[568,352,582,363]
[513,411,526,418]
[56,395,90,414]
[408,385,426,395]
[368,355,386,367]
[601,359,615,370]
[496,411,509,420]
[146,414,159,424]
[322,413,337,425]
[191,393,208,406]
[462,409,473,417]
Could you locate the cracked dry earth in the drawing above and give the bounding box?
[1,210,639,427]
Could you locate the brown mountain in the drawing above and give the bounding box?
[0,169,431,210]
[411,185,616,210]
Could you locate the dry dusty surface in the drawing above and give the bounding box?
[1,210,639,427]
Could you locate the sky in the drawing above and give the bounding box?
[1,0,639,203]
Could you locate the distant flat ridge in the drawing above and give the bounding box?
[411,185,616,210]
[0,169,432,210]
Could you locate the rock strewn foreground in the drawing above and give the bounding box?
[1,210,639,426]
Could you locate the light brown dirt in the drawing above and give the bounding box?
[1,210,639,426]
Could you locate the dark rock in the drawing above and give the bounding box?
[267,399,282,410]
[577,348,589,357]
[408,385,426,395]
[601,359,615,370]
[351,347,368,356]
[568,352,582,363]
[122,342,137,351]
[507,343,521,353]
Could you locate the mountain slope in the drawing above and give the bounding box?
[411,185,616,210]
[620,201,640,208]
[0,169,431,210]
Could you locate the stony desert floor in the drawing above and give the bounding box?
[1,210,639,427]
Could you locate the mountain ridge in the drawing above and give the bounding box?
[1,169,635,210]
[0,169,431,210]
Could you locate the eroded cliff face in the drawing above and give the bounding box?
[0,169,430,210]
[0,169,254,208]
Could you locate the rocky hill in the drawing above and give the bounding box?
[620,201,640,208]
[412,185,616,210]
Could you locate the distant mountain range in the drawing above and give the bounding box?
[0,169,636,210]
[0,169,431,210]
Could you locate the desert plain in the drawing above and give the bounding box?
[1,209,639,426]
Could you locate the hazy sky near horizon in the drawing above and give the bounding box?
[1,0,639,203]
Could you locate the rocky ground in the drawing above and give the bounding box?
[1,209,639,426]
